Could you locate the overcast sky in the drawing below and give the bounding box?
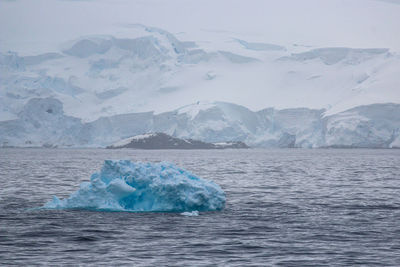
[1,0,400,54]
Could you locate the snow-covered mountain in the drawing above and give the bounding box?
[1,97,400,148]
[1,0,399,148]
[1,23,400,122]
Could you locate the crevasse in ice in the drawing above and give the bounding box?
[44,160,225,212]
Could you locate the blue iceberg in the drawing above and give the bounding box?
[44,160,225,212]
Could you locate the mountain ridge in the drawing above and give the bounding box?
[1,25,399,122]
[106,132,249,149]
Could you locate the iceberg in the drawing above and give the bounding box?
[44,160,225,212]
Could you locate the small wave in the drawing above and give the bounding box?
[181,210,199,216]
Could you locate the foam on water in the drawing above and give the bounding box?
[181,210,199,216]
[44,160,225,212]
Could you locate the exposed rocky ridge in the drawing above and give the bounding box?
[106,132,249,149]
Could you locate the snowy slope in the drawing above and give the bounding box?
[1,25,270,121]
[1,26,399,122]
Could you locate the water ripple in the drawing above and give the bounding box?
[1,148,400,266]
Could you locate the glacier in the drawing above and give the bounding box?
[1,97,400,149]
[280,47,389,65]
[1,22,400,122]
[44,160,226,212]
[1,22,399,149]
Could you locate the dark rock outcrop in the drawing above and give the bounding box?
[107,132,249,149]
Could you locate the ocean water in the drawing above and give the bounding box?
[1,148,400,266]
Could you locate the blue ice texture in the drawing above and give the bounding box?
[44,160,225,212]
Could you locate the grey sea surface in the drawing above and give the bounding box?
[1,148,400,266]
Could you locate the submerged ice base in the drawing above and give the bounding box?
[44,160,225,212]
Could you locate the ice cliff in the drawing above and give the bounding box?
[44,160,226,212]
[1,98,400,148]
